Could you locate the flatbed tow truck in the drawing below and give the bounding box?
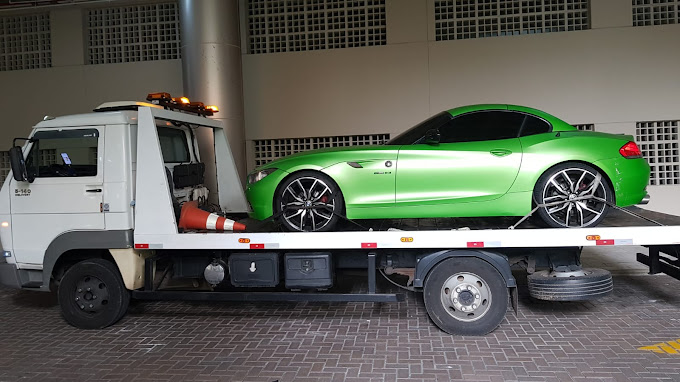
[0,94,678,335]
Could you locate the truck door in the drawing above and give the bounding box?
[10,127,105,266]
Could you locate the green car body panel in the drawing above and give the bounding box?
[245,104,650,222]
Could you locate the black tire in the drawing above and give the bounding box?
[534,162,613,228]
[527,268,613,301]
[58,259,130,329]
[423,257,508,336]
[274,171,344,232]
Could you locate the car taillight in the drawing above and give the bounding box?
[619,141,642,159]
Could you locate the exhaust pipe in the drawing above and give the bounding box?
[638,193,650,205]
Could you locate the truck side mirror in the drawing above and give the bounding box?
[9,146,31,183]
[424,129,441,145]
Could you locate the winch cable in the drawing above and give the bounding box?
[510,194,663,230]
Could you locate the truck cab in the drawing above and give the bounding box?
[0,97,219,291]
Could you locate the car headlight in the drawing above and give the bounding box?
[248,168,277,185]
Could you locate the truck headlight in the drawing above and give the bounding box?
[248,168,277,185]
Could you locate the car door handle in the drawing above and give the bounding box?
[490,149,512,157]
[86,188,102,193]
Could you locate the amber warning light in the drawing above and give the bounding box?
[146,92,219,117]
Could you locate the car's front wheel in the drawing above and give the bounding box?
[534,162,613,228]
[274,171,344,232]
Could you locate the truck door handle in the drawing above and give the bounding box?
[490,149,512,157]
[86,188,102,193]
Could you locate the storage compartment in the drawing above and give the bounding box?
[285,252,333,289]
[229,253,279,287]
[171,255,211,278]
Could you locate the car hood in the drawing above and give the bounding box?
[253,144,399,173]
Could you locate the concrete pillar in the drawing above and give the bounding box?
[179,0,246,201]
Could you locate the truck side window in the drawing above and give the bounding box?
[157,127,190,163]
[25,129,98,178]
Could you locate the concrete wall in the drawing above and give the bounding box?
[0,2,183,145]
[241,0,680,215]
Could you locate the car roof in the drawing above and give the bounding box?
[444,104,572,129]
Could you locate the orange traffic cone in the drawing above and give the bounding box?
[178,201,246,231]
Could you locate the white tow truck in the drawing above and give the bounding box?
[0,94,679,335]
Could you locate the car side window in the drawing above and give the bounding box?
[520,114,552,137]
[25,129,99,178]
[439,111,525,143]
[387,112,452,145]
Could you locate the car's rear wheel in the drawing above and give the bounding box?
[275,171,344,232]
[534,163,612,228]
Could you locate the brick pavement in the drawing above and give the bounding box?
[1,272,680,382]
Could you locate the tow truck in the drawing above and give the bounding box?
[0,93,678,335]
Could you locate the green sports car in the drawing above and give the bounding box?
[246,105,650,231]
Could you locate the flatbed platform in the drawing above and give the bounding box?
[138,207,680,252]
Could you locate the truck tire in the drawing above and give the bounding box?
[58,258,130,329]
[423,257,508,336]
[527,268,613,301]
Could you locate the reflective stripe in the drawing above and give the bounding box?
[222,220,234,230]
[205,214,218,230]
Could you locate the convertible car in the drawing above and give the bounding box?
[246,105,650,232]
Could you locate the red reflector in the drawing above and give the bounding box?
[596,239,614,246]
[135,244,149,249]
[250,243,265,249]
[362,243,377,248]
[619,141,642,159]
[467,242,484,248]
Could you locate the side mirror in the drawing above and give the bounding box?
[424,129,441,145]
[9,146,32,183]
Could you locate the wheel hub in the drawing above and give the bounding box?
[74,276,109,313]
[440,272,491,322]
[449,283,481,311]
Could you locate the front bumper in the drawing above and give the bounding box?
[0,262,21,289]
[245,169,289,220]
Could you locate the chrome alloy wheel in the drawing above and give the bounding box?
[280,176,336,231]
[541,167,607,227]
[440,272,491,322]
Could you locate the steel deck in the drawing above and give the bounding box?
[135,207,680,251]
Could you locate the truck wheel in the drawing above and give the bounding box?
[423,257,508,335]
[527,268,613,301]
[58,259,130,329]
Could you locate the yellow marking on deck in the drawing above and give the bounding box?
[638,339,680,354]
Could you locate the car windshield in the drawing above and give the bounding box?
[387,111,452,145]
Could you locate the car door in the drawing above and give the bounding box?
[10,127,105,266]
[395,110,524,207]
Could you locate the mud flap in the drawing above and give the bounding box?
[510,286,518,315]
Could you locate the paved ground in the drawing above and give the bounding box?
[1,248,680,382]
